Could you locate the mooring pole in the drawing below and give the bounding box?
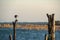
[13,15,18,40]
[46,14,55,40]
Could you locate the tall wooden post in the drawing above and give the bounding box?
[46,14,55,40]
[13,15,18,40]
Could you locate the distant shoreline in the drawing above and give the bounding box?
[0,25,60,30]
[0,22,60,30]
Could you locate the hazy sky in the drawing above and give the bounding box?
[0,0,60,22]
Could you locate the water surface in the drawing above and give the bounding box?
[0,28,60,40]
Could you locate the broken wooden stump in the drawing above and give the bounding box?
[9,34,12,40]
[45,34,48,40]
[46,14,55,40]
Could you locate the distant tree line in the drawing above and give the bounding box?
[55,21,60,25]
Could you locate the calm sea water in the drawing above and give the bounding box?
[0,28,60,40]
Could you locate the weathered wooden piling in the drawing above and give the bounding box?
[45,34,48,40]
[46,14,55,40]
[13,22,16,40]
[9,34,12,40]
[13,15,18,40]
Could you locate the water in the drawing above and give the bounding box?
[0,28,60,40]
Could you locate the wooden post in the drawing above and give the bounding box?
[13,15,18,40]
[51,14,55,40]
[46,14,55,40]
[13,22,16,40]
[45,34,48,40]
[9,34,12,40]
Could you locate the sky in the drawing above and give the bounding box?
[0,0,60,22]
